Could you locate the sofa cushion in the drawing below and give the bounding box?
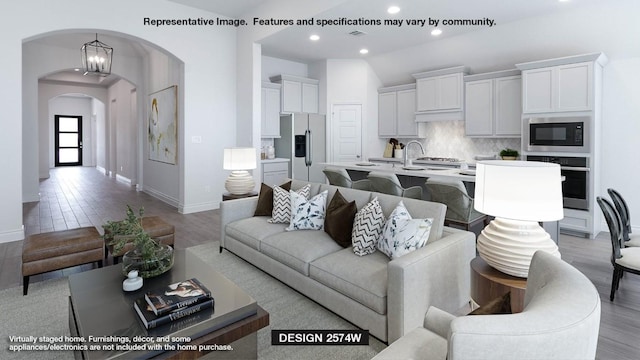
[261,231,343,276]
[373,192,446,243]
[254,181,291,216]
[226,217,287,251]
[269,184,311,223]
[319,184,373,210]
[378,201,433,259]
[352,197,386,256]
[310,248,389,315]
[324,190,358,247]
[286,190,328,231]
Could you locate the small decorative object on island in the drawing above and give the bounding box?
[499,148,519,160]
[103,206,174,278]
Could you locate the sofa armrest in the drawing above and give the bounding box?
[220,197,259,249]
[424,306,456,339]
[387,228,476,343]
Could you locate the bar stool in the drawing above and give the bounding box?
[367,171,422,200]
[608,188,640,247]
[425,178,489,231]
[323,166,371,190]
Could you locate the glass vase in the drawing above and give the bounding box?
[122,244,174,278]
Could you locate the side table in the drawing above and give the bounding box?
[222,191,258,201]
[470,256,527,313]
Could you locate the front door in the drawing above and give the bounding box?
[55,115,83,166]
[331,104,362,162]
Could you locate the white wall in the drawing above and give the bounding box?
[93,99,106,171]
[107,79,137,184]
[0,0,237,243]
[261,56,308,81]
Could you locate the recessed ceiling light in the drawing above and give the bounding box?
[359,48,369,55]
[431,28,442,36]
[387,6,400,14]
[309,34,320,41]
[74,68,80,71]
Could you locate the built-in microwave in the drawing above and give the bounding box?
[524,116,590,153]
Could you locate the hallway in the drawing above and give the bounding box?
[0,166,217,290]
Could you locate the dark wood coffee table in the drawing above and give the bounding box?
[68,249,269,359]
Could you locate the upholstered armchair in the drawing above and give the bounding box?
[372,251,601,360]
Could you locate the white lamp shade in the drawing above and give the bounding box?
[223,148,257,171]
[474,160,563,222]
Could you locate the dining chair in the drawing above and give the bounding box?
[607,188,640,247]
[322,166,371,190]
[425,178,489,231]
[367,171,422,200]
[596,196,640,301]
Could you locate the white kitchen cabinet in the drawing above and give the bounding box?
[270,74,319,114]
[517,54,606,114]
[412,66,469,122]
[261,82,281,138]
[378,84,423,138]
[262,160,289,186]
[464,70,521,137]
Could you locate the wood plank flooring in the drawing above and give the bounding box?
[0,166,638,359]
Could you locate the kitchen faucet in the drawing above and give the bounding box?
[404,140,425,167]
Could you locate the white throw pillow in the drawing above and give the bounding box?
[378,201,433,259]
[352,197,386,256]
[286,190,328,231]
[269,184,311,224]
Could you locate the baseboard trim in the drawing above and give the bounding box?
[115,174,132,185]
[142,186,179,208]
[179,201,218,214]
[0,226,25,243]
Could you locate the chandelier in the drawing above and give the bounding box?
[81,33,113,76]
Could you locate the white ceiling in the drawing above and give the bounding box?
[171,0,603,63]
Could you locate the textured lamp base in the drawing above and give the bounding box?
[477,217,560,278]
[225,170,255,195]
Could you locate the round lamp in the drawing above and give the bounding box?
[223,148,257,195]
[474,160,564,278]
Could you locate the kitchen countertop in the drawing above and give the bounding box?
[261,158,290,163]
[322,161,476,182]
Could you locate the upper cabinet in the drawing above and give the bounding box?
[378,84,423,138]
[270,74,319,114]
[464,70,522,138]
[261,82,281,138]
[516,53,608,114]
[411,66,469,122]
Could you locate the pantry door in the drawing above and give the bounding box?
[54,115,83,166]
[331,104,362,162]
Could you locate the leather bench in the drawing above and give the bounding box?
[22,227,104,295]
[104,216,175,263]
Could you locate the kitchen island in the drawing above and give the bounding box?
[321,161,476,183]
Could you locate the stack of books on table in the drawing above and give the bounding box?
[134,278,214,329]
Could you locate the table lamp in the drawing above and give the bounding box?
[474,160,563,278]
[223,148,257,195]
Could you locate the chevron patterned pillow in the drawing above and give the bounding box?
[268,184,311,224]
[352,197,386,256]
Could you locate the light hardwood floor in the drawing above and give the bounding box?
[0,167,638,359]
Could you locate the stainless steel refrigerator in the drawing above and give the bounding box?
[274,113,326,183]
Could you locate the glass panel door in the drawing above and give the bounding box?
[55,115,83,166]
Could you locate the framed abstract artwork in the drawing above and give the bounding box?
[148,85,178,164]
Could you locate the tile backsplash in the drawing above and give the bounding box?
[397,121,521,163]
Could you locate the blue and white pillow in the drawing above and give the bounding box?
[378,201,432,259]
[352,197,386,256]
[286,190,328,231]
[269,184,311,224]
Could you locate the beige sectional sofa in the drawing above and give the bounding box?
[220,180,476,343]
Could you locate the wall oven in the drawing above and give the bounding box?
[524,116,590,153]
[527,155,589,211]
